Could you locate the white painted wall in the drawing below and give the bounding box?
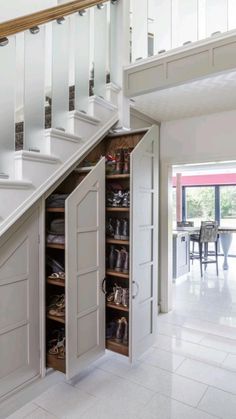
[0,0,57,22]
[159,109,236,312]
[161,109,236,164]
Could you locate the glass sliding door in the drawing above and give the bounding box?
[185,186,215,227]
[220,186,236,256]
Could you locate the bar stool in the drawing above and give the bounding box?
[190,221,219,277]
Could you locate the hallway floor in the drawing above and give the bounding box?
[5,258,236,419]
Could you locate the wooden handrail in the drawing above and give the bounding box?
[0,0,105,39]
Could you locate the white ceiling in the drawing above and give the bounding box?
[132,71,236,122]
[173,161,236,176]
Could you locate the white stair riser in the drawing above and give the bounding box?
[88,99,116,123]
[68,117,99,138]
[44,135,83,163]
[15,158,60,187]
[0,189,32,219]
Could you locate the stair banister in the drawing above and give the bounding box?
[0,0,105,39]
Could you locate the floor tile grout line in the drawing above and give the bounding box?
[196,384,209,408]
[158,314,236,336]
[157,332,232,357]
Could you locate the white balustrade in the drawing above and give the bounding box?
[74,10,91,113]
[93,4,108,98]
[206,0,228,37]
[132,0,148,61]
[24,26,45,152]
[51,17,70,131]
[0,36,16,177]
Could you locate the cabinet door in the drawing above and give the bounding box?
[0,209,40,400]
[131,125,159,361]
[65,158,105,380]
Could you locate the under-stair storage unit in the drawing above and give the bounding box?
[44,126,159,380]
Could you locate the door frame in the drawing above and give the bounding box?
[160,152,236,313]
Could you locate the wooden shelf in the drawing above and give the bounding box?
[47,278,65,287]
[106,339,128,356]
[106,302,129,312]
[106,238,129,245]
[74,166,93,173]
[46,208,65,213]
[47,314,65,324]
[106,174,130,180]
[106,270,129,279]
[47,354,65,374]
[46,243,65,250]
[106,207,130,212]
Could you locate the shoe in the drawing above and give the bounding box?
[122,288,129,307]
[122,190,130,207]
[112,190,124,207]
[114,249,122,272]
[108,245,116,270]
[114,149,124,174]
[123,148,132,174]
[106,218,114,237]
[122,317,128,345]
[120,218,129,240]
[115,318,124,343]
[106,153,116,174]
[106,321,117,339]
[114,218,121,239]
[114,285,123,305]
[121,248,129,273]
[107,284,117,303]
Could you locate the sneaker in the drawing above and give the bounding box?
[122,190,130,207]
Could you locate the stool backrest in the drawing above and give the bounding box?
[177,221,194,227]
[200,221,218,243]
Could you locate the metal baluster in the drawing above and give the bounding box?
[24,26,45,152]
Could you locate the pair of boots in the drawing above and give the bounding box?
[107,284,129,307]
[116,317,128,345]
[108,246,129,273]
[106,317,128,346]
[106,189,130,208]
[114,148,132,175]
[106,218,129,240]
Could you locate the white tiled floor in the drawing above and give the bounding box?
[4,257,236,419]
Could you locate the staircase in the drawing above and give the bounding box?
[0,0,127,237]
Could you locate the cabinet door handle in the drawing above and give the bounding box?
[102,278,107,294]
[132,280,139,299]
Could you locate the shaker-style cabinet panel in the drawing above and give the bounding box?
[0,209,40,401]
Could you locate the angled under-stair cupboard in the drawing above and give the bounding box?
[43,125,159,381]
